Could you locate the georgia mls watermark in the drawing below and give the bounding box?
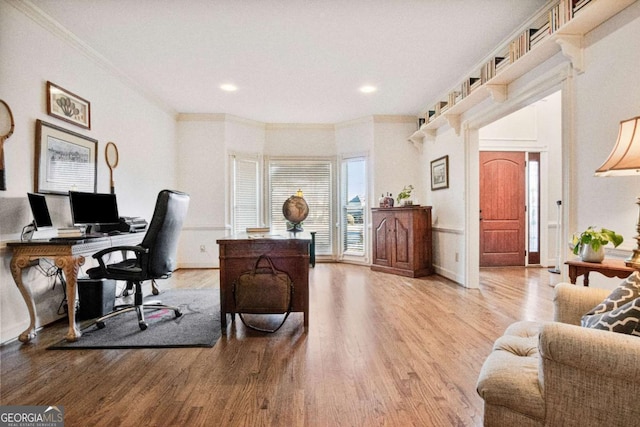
[0,406,64,427]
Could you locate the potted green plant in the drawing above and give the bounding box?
[396,185,414,206]
[571,226,623,263]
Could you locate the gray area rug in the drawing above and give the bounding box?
[49,289,220,349]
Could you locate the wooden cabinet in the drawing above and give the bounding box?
[371,206,433,278]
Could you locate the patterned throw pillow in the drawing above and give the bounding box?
[581,271,640,336]
[581,297,640,336]
[584,271,640,315]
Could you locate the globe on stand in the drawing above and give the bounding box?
[282,190,309,232]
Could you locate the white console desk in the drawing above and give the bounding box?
[7,233,143,343]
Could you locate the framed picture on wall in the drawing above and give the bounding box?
[35,120,97,195]
[46,81,91,130]
[431,155,449,191]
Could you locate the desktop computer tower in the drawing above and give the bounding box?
[77,278,116,320]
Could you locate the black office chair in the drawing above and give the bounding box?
[87,189,190,330]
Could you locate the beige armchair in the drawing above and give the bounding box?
[476,283,640,427]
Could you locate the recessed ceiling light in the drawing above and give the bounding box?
[220,84,238,92]
[359,85,377,93]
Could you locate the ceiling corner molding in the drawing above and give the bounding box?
[555,34,584,74]
[485,84,507,103]
[176,113,227,122]
[373,115,417,124]
[444,114,461,136]
[9,0,176,116]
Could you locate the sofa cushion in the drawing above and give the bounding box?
[583,271,640,315]
[581,297,640,336]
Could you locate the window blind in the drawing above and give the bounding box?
[268,159,332,253]
[232,156,259,234]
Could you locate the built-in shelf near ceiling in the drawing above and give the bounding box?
[408,0,636,146]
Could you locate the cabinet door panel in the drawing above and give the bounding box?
[392,212,412,269]
[372,215,391,266]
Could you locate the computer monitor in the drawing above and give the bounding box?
[27,193,53,230]
[69,191,120,229]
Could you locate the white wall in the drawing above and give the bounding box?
[570,1,640,289]
[372,116,422,204]
[0,1,177,342]
[265,123,335,157]
[425,127,466,283]
[177,113,268,268]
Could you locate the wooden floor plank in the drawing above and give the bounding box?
[0,264,561,426]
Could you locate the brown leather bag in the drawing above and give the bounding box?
[233,255,294,332]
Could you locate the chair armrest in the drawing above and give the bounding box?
[90,245,149,276]
[539,322,640,424]
[92,245,148,259]
[540,322,640,380]
[553,283,610,325]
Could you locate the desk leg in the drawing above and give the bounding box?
[55,255,85,342]
[583,272,590,287]
[10,255,39,343]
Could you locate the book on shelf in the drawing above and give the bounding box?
[530,23,550,47]
[426,110,435,123]
[510,28,537,62]
[550,0,575,33]
[481,57,506,83]
[495,56,510,74]
[461,77,481,97]
[448,90,461,107]
[573,0,591,16]
[435,101,448,116]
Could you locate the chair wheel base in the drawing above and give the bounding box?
[175,309,182,318]
[139,321,148,330]
[96,321,106,329]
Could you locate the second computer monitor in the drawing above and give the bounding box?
[27,193,53,230]
[69,191,119,230]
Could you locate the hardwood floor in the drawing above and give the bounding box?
[0,264,563,426]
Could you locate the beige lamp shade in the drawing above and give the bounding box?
[595,116,640,176]
[596,115,640,268]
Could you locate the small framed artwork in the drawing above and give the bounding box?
[35,120,97,195]
[431,155,449,191]
[46,81,91,130]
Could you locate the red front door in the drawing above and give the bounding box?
[480,151,526,267]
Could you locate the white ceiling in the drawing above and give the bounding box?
[33,0,548,124]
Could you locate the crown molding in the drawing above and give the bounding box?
[372,115,416,124]
[265,123,334,130]
[8,0,176,116]
[176,113,227,122]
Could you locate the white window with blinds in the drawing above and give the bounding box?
[267,158,334,255]
[231,154,261,234]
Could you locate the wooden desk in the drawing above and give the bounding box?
[565,258,636,286]
[217,233,310,331]
[7,233,143,343]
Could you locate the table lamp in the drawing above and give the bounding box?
[595,116,640,268]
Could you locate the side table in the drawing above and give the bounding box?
[565,258,636,286]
